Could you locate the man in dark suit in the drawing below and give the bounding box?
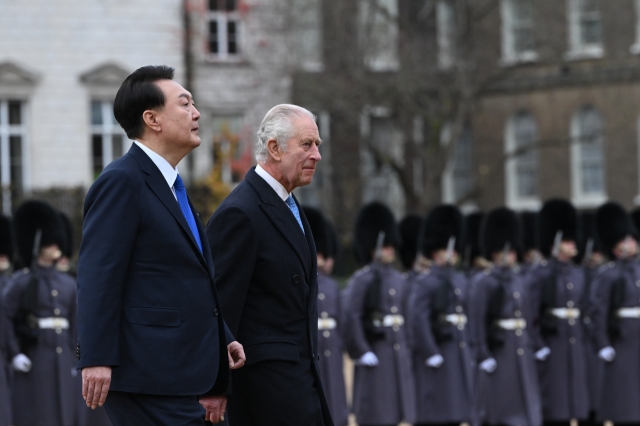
[76,65,245,426]
[206,104,334,426]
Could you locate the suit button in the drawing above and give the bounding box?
[292,275,300,284]
[214,309,219,316]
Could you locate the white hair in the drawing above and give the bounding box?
[255,104,316,164]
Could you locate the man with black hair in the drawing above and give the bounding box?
[528,199,589,426]
[343,201,416,426]
[76,65,243,425]
[408,204,475,426]
[589,202,640,424]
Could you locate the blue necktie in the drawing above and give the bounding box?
[286,196,305,234]
[174,174,203,253]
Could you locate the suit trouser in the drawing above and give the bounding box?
[104,391,208,426]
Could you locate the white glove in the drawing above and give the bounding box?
[535,347,551,361]
[12,354,32,372]
[479,357,497,373]
[356,351,379,367]
[426,354,444,368]
[599,346,616,362]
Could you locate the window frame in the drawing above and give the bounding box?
[437,0,457,70]
[441,122,474,205]
[500,0,538,66]
[504,111,541,210]
[570,106,607,208]
[0,99,28,214]
[565,0,604,61]
[358,0,400,72]
[90,100,130,179]
[206,0,242,61]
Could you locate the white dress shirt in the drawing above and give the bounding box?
[255,164,290,202]
[134,141,178,200]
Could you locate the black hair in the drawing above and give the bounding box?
[113,65,175,139]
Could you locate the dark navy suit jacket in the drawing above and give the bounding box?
[76,143,232,396]
[206,168,334,425]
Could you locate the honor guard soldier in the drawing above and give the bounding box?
[399,214,427,348]
[463,212,489,277]
[578,210,604,426]
[520,211,542,274]
[469,207,542,426]
[3,201,78,426]
[589,202,640,424]
[408,205,475,426]
[344,202,416,426]
[303,206,349,426]
[529,199,589,425]
[0,215,13,426]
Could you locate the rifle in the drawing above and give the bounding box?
[14,229,42,353]
[362,231,386,344]
[486,242,510,349]
[540,231,562,337]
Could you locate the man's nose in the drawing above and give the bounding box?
[310,144,321,161]
[192,105,201,121]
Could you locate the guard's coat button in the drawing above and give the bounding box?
[292,275,300,284]
[214,309,219,316]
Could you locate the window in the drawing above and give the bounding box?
[437,0,457,70]
[505,111,540,209]
[91,101,129,179]
[631,0,640,54]
[207,0,241,60]
[571,106,606,206]
[360,107,405,217]
[566,0,603,60]
[290,0,323,71]
[358,0,400,72]
[0,100,26,214]
[500,0,537,65]
[442,123,473,203]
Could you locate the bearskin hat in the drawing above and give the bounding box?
[398,214,423,269]
[596,202,637,258]
[325,219,340,260]
[0,215,14,259]
[302,206,329,258]
[631,207,640,239]
[519,211,539,253]
[14,200,65,266]
[58,212,74,259]
[577,211,602,262]
[539,199,578,257]
[481,207,522,259]
[464,212,484,262]
[354,201,399,264]
[421,205,464,259]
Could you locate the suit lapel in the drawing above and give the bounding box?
[247,169,312,280]
[129,144,206,264]
[298,201,319,313]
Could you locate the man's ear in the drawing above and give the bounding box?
[142,110,162,133]
[267,138,282,162]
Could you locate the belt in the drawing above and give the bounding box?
[37,317,69,330]
[373,314,405,327]
[440,313,468,327]
[495,318,527,330]
[318,318,337,330]
[547,308,581,319]
[616,307,640,318]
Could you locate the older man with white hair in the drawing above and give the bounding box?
[205,105,334,426]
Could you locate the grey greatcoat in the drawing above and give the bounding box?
[589,259,640,423]
[3,265,78,426]
[408,265,475,425]
[344,263,417,425]
[317,272,349,426]
[0,272,11,426]
[469,266,542,426]
[529,259,590,421]
[582,263,601,417]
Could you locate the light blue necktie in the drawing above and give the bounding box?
[174,174,203,253]
[286,196,305,234]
